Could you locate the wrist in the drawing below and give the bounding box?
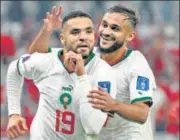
[77,74,88,81]
[111,100,119,112]
[42,24,53,33]
[76,71,85,76]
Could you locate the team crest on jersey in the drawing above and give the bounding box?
[98,81,111,93]
[59,85,73,109]
[59,93,72,109]
[136,76,149,91]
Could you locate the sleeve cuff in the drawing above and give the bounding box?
[48,47,52,52]
[131,97,152,104]
[17,60,22,76]
[77,74,89,82]
[8,110,21,116]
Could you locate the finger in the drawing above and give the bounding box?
[98,86,106,92]
[96,88,109,96]
[90,90,106,96]
[43,19,48,24]
[7,130,15,139]
[88,93,106,101]
[90,90,102,94]
[76,54,83,61]
[56,6,62,17]
[20,121,28,131]
[92,104,105,110]
[9,126,19,138]
[52,6,56,16]
[89,98,106,105]
[14,124,23,136]
[46,12,51,20]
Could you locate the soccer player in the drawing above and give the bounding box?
[28,5,156,140]
[6,10,117,140]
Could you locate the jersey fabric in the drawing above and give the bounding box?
[50,48,156,140]
[97,49,156,140]
[17,50,116,140]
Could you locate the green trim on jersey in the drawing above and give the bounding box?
[57,49,95,74]
[48,47,52,52]
[131,97,152,104]
[111,49,133,66]
[17,60,22,76]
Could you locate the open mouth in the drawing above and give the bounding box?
[77,44,89,48]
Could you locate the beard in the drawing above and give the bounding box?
[98,37,125,53]
[66,44,93,59]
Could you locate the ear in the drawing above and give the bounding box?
[127,32,136,42]
[60,33,65,46]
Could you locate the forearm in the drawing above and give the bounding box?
[28,25,52,54]
[78,75,107,135]
[112,100,149,124]
[7,60,24,116]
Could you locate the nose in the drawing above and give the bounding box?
[79,31,88,42]
[102,27,111,37]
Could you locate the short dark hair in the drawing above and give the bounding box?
[107,4,139,29]
[62,10,92,28]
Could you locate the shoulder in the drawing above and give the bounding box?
[131,50,148,62]
[20,52,57,65]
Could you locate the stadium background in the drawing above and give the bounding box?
[1,1,179,140]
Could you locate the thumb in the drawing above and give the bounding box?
[20,119,28,131]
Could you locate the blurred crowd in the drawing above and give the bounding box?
[1,1,179,139]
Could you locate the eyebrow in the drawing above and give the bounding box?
[70,26,94,31]
[102,20,121,29]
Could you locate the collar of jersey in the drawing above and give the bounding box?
[104,49,133,66]
[57,49,95,74]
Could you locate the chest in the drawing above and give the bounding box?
[113,63,131,102]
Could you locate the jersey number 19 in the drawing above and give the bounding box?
[55,109,75,134]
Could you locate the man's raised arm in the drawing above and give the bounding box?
[28,6,62,54]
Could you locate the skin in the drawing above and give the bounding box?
[89,12,150,124]
[8,7,151,139]
[61,17,95,74]
[27,6,150,124]
[7,6,96,139]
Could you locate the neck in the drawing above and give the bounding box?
[101,46,128,65]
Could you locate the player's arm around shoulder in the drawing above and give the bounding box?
[126,51,156,123]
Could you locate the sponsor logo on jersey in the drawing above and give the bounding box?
[98,81,111,93]
[22,55,31,63]
[59,85,73,109]
[136,76,149,91]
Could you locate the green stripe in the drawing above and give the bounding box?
[131,97,152,104]
[17,60,22,76]
[48,47,52,52]
[84,51,95,66]
[112,49,133,66]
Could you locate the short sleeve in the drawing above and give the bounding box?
[17,52,49,80]
[17,54,35,79]
[129,53,156,106]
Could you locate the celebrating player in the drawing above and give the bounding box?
[6,10,117,140]
[28,4,156,140]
